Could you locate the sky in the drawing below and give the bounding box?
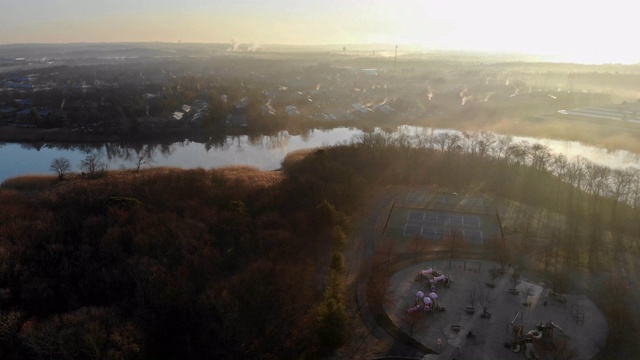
[2,0,638,64]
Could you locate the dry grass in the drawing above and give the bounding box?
[1,166,285,205]
[282,149,316,168]
[217,166,284,188]
[0,174,57,192]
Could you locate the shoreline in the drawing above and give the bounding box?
[0,126,226,145]
[3,115,640,155]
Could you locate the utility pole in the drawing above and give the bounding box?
[394,45,398,71]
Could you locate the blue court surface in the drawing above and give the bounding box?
[405,191,485,212]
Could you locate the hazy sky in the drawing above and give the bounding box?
[2,0,638,63]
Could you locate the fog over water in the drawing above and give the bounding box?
[1,127,639,184]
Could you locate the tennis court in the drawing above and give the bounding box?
[405,190,486,212]
[407,210,481,227]
[385,203,500,245]
[403,224,484,244]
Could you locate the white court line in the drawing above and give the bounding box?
[471,230,484,245]
[450,216,463,223]
[403,223,409,236]
[405,224,423,237]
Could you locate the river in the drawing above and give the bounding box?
[1,126,640,184]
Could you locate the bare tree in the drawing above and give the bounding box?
[518,214,538,252]
[50,157,71,180]
[540,242,554,277]
[445,228,465,258]
[587,210,604,269]
[521,285,534,306]
[603,276,634,347]
[509,272,520,295]
[402,311,425,337]
[366,257,393,313]
[629,168,640,208]
[565,156,587,190]
[466,289,477,312]
[479,288,494,318]
[549,153,569,180]
[80,152,107,178]
[527,143,553,171]
[583,162,610,198]
[550,339,578,360]
[490,135,512,159]
[132,148,155,172]
[609,168,633,205]
[376,238,397,272]
[505,141,529,166]
[409,235,428,262]
[488,268,501,288]
[433,132,462,153]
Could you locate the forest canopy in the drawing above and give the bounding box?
[1,131,640,358]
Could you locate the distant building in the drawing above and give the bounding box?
[285,105,301,117]
[36,108,51,118]
[16,108,33,118]
[14,99,33,109]
[351,103,373,116]
[226,98,249,127]
[0,106,17,119]
[4,83,33,90]
[373,104,396,115]
[360,68,379,76]
[171,111,184,121]
[262,103,276,117]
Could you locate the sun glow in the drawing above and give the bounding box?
[1,0,638,64]
[371,0,640,64]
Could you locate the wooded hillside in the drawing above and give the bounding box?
[1,131,640,358]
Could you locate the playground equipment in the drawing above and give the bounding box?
[419,268,450,287]
[505,317,562,358]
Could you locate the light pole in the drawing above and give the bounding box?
[394,45,398,71]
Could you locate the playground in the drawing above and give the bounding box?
[384,259,608,359]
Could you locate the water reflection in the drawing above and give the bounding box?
[0,128,360,183]
[397,126,640,170]
[245,132,292,150]
[2,126,640,184]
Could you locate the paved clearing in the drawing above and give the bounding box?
[385,259,608,360]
